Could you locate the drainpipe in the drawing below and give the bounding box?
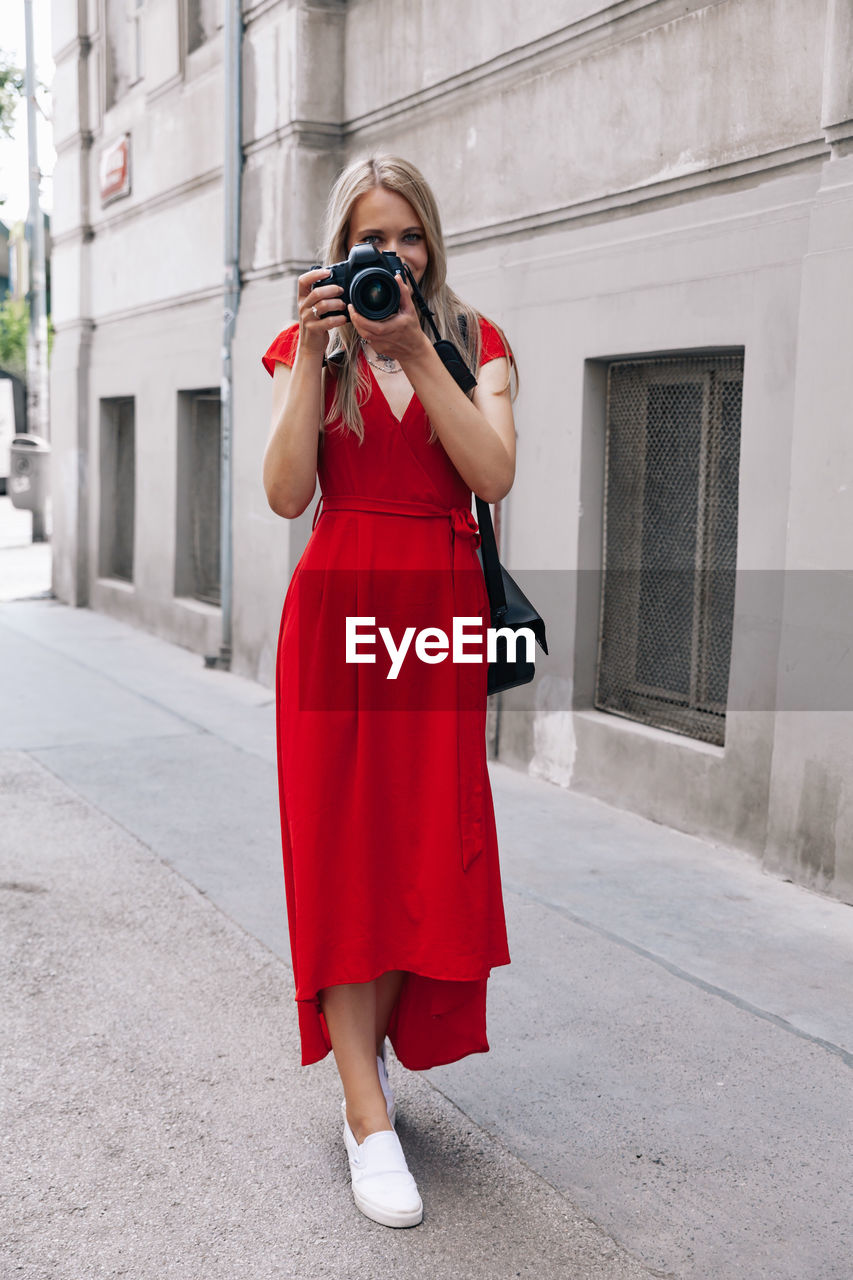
[24,0,50,447]
[210,0,242,670]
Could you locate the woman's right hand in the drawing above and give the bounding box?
[298,267,348,355]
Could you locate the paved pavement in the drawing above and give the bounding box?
[0,495,52,602]
[1,528,852,1278]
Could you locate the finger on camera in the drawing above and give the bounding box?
[347,304,369,333]
[312,282,344,299]
[307,285,344,310]
[316,296,348,318]
[298,268,332,296]
[359,314,399,340]
[395,275,415,309]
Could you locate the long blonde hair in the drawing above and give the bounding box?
[317,154,516,444]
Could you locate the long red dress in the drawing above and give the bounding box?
[262,317,511,1070]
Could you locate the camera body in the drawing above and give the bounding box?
[314,245,406,322]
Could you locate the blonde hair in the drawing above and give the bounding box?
[316,154,516,444]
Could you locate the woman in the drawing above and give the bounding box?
[261,155,517,1228]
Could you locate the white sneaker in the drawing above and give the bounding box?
[343,1116,423,1228]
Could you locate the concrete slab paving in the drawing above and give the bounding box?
[491,766,853,1054]
[0,598,276,761]
[34,730,291,963]
[427,891,853,1277]
[0,496,52,603]
[1,597,852,1278]
[0,615,196,751]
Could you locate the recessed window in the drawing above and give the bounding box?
[99,397,136,583]
[105,0,142,106]
[187,0,221,54]
[175,390,221,606]
[595,354,743,746]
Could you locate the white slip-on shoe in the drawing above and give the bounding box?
[343,1116,423,1228]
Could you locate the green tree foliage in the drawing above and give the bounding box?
[0,49,50,209]
[0,296,29,380]
[0,296,53,381]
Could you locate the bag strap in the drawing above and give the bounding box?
[474,496,508,621]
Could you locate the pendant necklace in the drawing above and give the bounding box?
[360,338,402,374]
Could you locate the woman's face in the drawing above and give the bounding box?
[346,185,429,285]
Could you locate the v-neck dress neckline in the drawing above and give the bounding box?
[364,357,416,426]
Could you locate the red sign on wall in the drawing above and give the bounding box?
[100,135,131,205]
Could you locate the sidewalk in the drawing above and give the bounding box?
[1,592,851,1279]
[0,495,52,602]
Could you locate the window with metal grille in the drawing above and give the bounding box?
[99,397,136,582]
[595,354,743,746]
[175,390,221,606]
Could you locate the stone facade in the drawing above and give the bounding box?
[49,0,853,900]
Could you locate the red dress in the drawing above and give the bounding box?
[262,317,511,1070]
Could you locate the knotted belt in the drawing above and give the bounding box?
[312,493,486,871]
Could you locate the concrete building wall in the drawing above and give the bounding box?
[49,0,853,901]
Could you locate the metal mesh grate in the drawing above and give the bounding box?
[595,354,743,746]
[190,394,221,606]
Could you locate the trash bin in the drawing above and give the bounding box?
[9,434,51,542]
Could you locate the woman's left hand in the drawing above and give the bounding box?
[347,272,431,365]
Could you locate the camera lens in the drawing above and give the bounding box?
[363,278,392,312]
[351,268,400,321]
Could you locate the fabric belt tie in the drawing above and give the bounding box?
[312,493,486,872]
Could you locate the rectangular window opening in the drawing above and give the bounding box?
[175,390,221,607]
[99,396,136,583]
[186,0,221,54]
[595,353,743,747]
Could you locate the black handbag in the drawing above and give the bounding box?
[474,496,548,696]
[405,276,548,695]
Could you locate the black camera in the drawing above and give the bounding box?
[313,245,408,322]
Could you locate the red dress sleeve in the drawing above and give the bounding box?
[261,322,300,378]
[478,315,512,366]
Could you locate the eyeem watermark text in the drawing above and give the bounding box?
[346,616,536,679]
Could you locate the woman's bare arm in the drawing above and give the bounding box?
[262,355,324,518]
[262,268,347,519]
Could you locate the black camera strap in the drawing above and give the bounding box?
[401,266,479,397]
[400,264,441,342]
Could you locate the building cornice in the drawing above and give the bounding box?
[49,135,830,256]
[68,282,225,332]
[442,139,829,250]
[340,0,728,137]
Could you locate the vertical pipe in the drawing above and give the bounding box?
[216,0,242,669]
[24,0,49,445]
